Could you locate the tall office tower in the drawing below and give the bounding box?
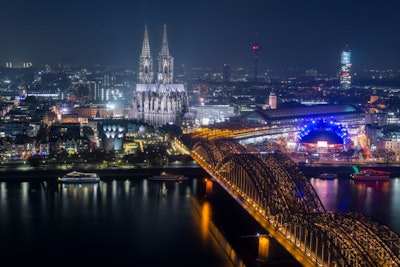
[268,90,277,109]
[88,81,97,101]
[157,24,174,84]
[223,64,232,83]
[340,45,351,89]
[132,24,188,127]
[138,25,154,84]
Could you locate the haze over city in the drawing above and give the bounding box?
[1,0,400,73]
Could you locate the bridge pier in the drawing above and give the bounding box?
[257,235,270,263]
[205,178,213,196]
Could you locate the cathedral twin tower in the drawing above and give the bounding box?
[138,24,173,84]
[132,24,187,127]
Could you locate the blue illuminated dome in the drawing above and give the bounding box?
[298,120,348,145]
[300,130,343,144]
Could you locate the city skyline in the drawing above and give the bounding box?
[1,0,400,73]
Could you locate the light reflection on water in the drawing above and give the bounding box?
[3,175,397,265]
[310,177,400,234]
[0,179,242,267]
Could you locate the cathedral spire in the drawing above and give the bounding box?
[141,24,151,57]
[138,24,154,84]
[161,24,170,57]
[157,24,174,84]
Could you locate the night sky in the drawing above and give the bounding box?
[1,0,399,73]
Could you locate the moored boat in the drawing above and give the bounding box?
[149,171,188,181]
[350,168,390,181]
[58,171,100,183]
[317,173,338,180]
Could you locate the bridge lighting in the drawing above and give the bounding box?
[192,139,400,265]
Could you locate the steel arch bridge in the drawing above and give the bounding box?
[191,139,400,267]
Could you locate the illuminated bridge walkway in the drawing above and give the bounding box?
[190,139,400,267]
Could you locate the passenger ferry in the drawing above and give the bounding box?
[58,171,100,183]
[350,168,390,181]
[317,173,338,180]
[149,171,188,182]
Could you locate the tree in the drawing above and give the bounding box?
[55,149,69,164]
[27,155,42,167]
[82,126,94,139]
[159,124,182,139]
[14,134,32,145]
[36,124,49,143]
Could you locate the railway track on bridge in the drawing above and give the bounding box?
[191,139,400,267]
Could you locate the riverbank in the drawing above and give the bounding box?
[300,165,400,179]
[1,164,400,182]
[0,166,208,182]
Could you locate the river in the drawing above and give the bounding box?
[1,172,399,267]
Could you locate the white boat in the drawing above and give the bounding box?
[317,173,338,180]
[149,171,188,182]
[58,171,100,183]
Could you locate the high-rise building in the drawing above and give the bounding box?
[132,24,188,127]
[268,90,277,109]
[222,64,231,83]
[340,45,351,89]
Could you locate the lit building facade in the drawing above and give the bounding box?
[340,45,352,89]
[375,125,400,159]
[131,24,188,127]
[190,105,236,126]
[239,104,364,147]
[268,90,277,109]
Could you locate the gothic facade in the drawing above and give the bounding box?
[131,24,188,127]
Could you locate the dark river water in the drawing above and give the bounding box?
[310,177,400,234]
[1,173,399,267]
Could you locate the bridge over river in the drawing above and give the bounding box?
[190,138,400,267]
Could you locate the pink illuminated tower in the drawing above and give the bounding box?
[251,34,261,82]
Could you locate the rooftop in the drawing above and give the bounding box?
[253,104,363,121]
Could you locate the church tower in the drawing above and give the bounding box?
[132,24,188,127]
[138,25,154,84]
[157,24,174,84]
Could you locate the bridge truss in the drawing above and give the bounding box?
[191,139,400,267]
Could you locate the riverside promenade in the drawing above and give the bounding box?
[1,162,400,182]
[0,164,205,182]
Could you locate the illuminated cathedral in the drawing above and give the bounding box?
[131,24,188,127]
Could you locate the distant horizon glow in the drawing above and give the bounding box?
[1,0,399,72]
